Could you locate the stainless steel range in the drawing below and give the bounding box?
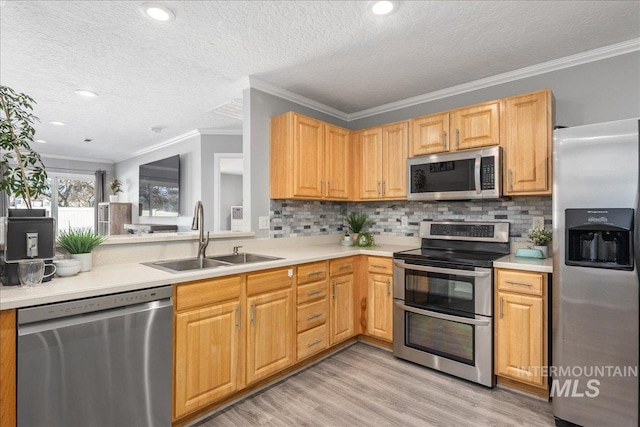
[393,221,510,387]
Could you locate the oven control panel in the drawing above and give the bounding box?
[420,221,510,243]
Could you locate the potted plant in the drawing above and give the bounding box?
[0,85,49,213]
[526,226,552,258]
[109,178,123,202]
[345,212,372,242]
[56,227,107,272]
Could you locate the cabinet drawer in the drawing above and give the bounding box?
[496,269,545,296]
[297,281,328,305]
[297,298,328,333]
[297,262,328,285]
[297,324,328,360]
[247,268,294,296]
[367,256,393,275]
[175,276,242,311]
[329,257,355,276]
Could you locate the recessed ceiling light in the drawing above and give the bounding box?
[368,1,397,15]
[35,139,47,144]
[48,121,66,126]
[140,3,176,22]
[74,89,98,97]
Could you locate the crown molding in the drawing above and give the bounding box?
[249,38,640,122]
[197,128,243,136]
[249,77,350,121]
[40,153,114,164]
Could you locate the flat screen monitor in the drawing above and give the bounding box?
[139,155,180,217]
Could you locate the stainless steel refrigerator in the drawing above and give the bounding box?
[553,118,640,426]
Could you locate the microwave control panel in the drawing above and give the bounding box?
[481,157,495,190]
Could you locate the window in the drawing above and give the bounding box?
[10,173,96,232]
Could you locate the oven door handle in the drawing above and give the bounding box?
[394,302,491,326]
[393,260,490,278]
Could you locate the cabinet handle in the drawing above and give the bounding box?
[308,271,324,278]
[338,265,351,270]
[332,282,337,298]
[308,289,323,296]
[307,313,323,320]
[455,129,460,149]
[387,279,391,296]
[505,279,533,287]
[382,181,386,196]
[320,180,324,196]
[250,301,256,325]
[443,131,448,151]
[371,264,387,269]
[307,339,322,347]
[328,181,332,195]
[377,181,381,196]
[508,169,514,191]
[236,304,241,330]
[500,297,504,319]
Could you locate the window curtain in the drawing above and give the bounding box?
[94,170,106,231]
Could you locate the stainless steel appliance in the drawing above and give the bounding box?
[407,146,502,201]
[1,212,56,286]
[17,286,173,427]
[553,118,639,427]
[393,221,510,387]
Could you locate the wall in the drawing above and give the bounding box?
[270,197,551,243]
[114,133,201,231]
[251,51,639,239]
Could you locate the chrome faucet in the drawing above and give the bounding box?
[191,201,209,259]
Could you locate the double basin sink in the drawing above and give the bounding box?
[146,253,282,273]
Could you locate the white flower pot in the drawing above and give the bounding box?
[534,245,549,258]
[71,253,93,272]
[109,195,119,203]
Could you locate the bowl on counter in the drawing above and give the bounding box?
[53,259,82,277]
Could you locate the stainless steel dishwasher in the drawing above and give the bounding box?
[17,286,173,427]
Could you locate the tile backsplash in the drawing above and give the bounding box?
[270,197,551,242]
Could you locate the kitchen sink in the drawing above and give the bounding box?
[207,253,282,264]
[145,257,232,273]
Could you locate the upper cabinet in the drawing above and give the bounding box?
[410,101,500,156]
[270,112,350,200]
[503,89,553,196]
[355,121,409,200]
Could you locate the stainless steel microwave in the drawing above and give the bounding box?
[407,146,502,201]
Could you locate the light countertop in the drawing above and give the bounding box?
[1,243,553,310]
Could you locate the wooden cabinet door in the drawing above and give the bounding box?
[411,113,450,156]
[330,274,355,344]
[496,292,545,387]
[504,90,552,195]
[292,114,324,198]
[174,300,241,418]
[325,124,350,199]
[367,274,393,341]
[381,121,408,199]
[358,128,383,199]
[246,288,294,384]
[451,101,500,151]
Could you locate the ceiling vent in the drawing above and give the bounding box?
[209,98,243,121]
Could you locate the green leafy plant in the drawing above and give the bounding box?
[526,226,552,246]
[345,212,372,234]
[109,178,123,195]
[354,231,376,247]
[57,227,107,254]
[0,85,49,209]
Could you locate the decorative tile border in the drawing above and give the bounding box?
[270,197,552,242]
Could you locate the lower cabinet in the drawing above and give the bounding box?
[366,257,393,342]
[296,261,329,361]
[174,276,243,419]
[329,257,355,345]
[495,268,548,393]
[246,268,295,385]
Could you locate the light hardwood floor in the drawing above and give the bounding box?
[196,343,555,427]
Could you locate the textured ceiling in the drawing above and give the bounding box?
[1,1,639,163]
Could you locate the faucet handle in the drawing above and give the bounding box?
[233,245,243,255]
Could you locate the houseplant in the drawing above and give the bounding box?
[109,178,123,202]
[345,212,372,242]
[56,227,107,272]
[526,226,552,258]
[0,85,49,211]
